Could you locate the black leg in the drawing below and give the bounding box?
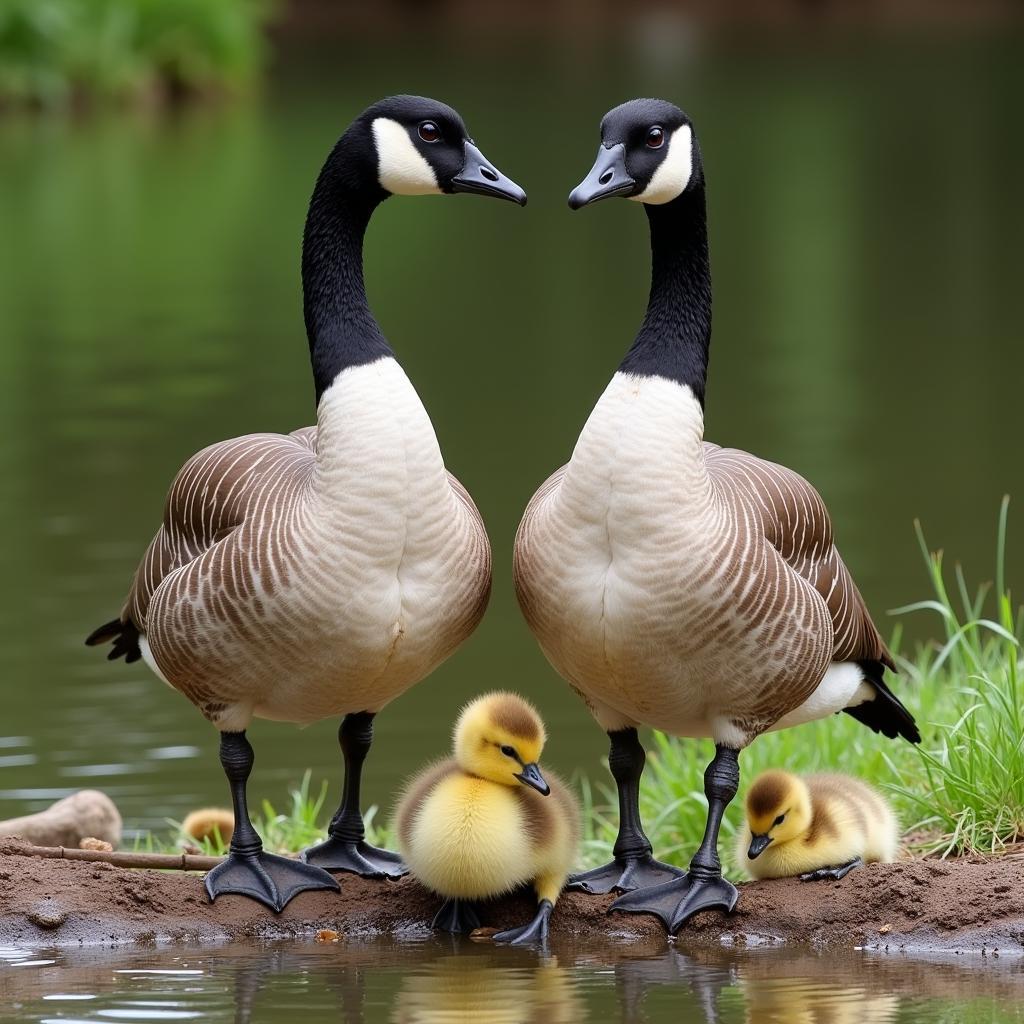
[567,728,685,894]
[800,857,863,882]
[300,712,407,878]
[611,745,741,934]
[431,897,482,934]
[493,899,553,947]
[204,731,339,912]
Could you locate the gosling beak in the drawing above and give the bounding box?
[451,141,527,206]
[515,762,550,796]
[568,143,635,210]
[747,833,772,860]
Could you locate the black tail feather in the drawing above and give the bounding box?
[843,660,921,744]
[85,617,142,664]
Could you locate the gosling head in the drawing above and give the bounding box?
[743,771,813,860]
[330,94,526,205]
[453,692,550,795]
[568,97,702,210]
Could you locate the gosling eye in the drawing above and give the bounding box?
[645,125,665,149]
[418,121,441,143]
[773,814,786,827]
[499,744,517,759]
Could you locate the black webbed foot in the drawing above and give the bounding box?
[300,838,407,879]
[610,871,738,934]
[493,899,553,947]
[566,854,685,895]
[800,857,863,882]
[431,897,482,934]
[204,851,339,912]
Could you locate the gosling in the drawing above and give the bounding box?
[182,808,234,846]
[735,771,899,881]
[395,691,579,945]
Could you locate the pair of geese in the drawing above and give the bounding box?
[87,94,919,934]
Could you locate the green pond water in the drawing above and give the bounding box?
[1,30,1023,1022]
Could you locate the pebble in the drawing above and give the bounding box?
[27,901,66,930]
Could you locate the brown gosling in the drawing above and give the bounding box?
[182,808,235,846]
[395,692,580,945]
[735,770,899,881]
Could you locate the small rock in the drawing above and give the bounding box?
[470,927,500,941]
[315,929,339,943]
[879,924,892,934]
[27,902,66,930]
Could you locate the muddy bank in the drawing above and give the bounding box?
[2,838,1022,952]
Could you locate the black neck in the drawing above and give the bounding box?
[617,186,711,406]
[302,157,392,405]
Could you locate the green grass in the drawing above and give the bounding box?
[0,0,273,108]
[148,771,392,858]
[145,503,1022,873]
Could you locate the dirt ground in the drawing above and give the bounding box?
[2,837,1022,953]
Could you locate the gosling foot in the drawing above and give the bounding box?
[493,899,553,947]
[610,871,738,934]
[300,837,408,879]
[204,851,339,912]
[800,857,862,882]
[431,897,482,934]
[566,853,685,895]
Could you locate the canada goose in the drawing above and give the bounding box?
[86,95,524,911]
[735,770,899,881]
[513,98,919,932]
[395,692,579,944]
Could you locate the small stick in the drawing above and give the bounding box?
[6,844,224,872]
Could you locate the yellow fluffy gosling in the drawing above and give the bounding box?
[735,771,898,881]
[395,692,579,945]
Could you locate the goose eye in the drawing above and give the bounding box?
[773,814,786,827]
[418,121,441,144]
[500,744,516,759]
[645,126,665,149]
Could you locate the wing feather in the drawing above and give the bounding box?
[119,430,317,634]
[703,443,893,669]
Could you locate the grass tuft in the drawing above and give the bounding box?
[155,770,393,858]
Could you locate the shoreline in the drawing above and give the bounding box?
[2,839,1023,954]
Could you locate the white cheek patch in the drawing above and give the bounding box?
[371,117,441,196]
[630,124,693,205]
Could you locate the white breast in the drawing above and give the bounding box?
[516,372,831,746]
[253,358,477,718]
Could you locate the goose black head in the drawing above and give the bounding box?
[568,98,701,210]
[345,94,526,205]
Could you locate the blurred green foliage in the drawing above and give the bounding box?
[0,0,273,107]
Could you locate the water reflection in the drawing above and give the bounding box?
[393,951,583,1024]
[3,939,1024,1024]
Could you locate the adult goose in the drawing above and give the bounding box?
[86,95,524,911]
[513,99,919,933]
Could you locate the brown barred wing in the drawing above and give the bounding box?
[702,443,894,670]
[87,430,318,656]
